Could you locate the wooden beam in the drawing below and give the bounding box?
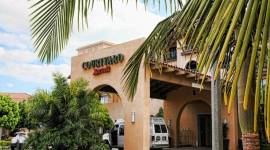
[164,67,176,73]
[175,70,187,76]
[150,64,170,71]
[150,64,160,70]
[186,73,196,78]
[197,74,211,82]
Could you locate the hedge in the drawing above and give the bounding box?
[0,140,10,146]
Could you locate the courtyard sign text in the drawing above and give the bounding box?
[82,54,124,75]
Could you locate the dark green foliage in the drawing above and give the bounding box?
[25,73,113,150]
[0,95,19,130]
[29,0,183,63]
[14,101,37,131]
[155,107,164,118]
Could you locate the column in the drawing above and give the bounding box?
[124,65,150,150]
[211,70,223,150]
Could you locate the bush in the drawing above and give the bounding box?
[0,96,20,130]
[25,73,113,149]
[0,140,11,146]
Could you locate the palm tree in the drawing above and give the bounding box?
[25,73,113,149]
[122,0,270,149]
[29,0,270,149]
[29,0,183,63]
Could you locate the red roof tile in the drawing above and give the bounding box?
[0,93,31,103]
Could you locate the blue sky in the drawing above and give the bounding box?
[0,0,171,94]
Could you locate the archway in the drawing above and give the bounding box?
[176,100,211,147]
[94,84,124,122]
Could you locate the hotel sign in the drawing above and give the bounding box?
[82,54,124,75]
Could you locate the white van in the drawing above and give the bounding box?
[102,117,169,149]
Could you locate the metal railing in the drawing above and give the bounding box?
[179,128,195,146]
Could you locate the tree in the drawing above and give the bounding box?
[25,73,113,150]
[28,0,183,63]
[0,95,20,138]
[13,101,37,132]
[155,107,164,118]
[0,96,20,129]
[29,0,270,149]
[122,1,270,149]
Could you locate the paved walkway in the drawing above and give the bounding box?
[163,147,211,150]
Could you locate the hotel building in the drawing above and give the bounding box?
[71,38,239,150]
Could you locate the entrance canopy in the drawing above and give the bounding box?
[150,62,211,100]
[150,79,180,99]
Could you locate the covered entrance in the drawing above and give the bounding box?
[177,101,211,147]
[71,39,240,150]
[149,62,212,148]
[197,114,211,147]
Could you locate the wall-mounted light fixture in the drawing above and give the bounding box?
[131,112,136,123]
[223,118,228,124]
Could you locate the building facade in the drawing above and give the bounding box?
[71,38,239,150]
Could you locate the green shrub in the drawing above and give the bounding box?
[25,74,113,149]
[0,95,20,129]
[0,140,11,146]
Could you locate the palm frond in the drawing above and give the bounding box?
[30,0,184,63]
[123,0,270,137]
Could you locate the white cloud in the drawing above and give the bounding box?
[61,1,164,58]
[0,0,163,91]
[0,0,29,32]
[0,63,70,85]
[0,47,36,63]
[0,32,31,49]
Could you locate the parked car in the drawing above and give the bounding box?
[103,117,169,149]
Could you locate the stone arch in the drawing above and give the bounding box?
[93,84,125,122]
[176,99,211,147]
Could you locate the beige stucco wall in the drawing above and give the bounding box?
[71,37,239,150]
[71,38,151,150]
[104,102,124,122]
[149,99,164,116]
[103,96,163,122]
[179,101,211,146]
[164,86,211,147]
[164,86,239,149]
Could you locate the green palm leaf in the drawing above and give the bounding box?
[123,0,270,138]
[30,0,183,63]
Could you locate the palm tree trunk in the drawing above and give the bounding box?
[238,56,260,150]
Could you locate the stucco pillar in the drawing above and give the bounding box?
[211,70,223,150]
[124,65,150,150]
[224,94,239,150]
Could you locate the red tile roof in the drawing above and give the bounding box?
[0,93,31,103]
[150,61,211,81]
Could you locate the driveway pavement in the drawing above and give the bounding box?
[163,147,211,150]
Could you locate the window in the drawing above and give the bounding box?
[185,60,198,71]
[164,47,177,62]
[161,125,167,133]
[154,125,161,133]
[119,125,124,136]
[100,95,109,104]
